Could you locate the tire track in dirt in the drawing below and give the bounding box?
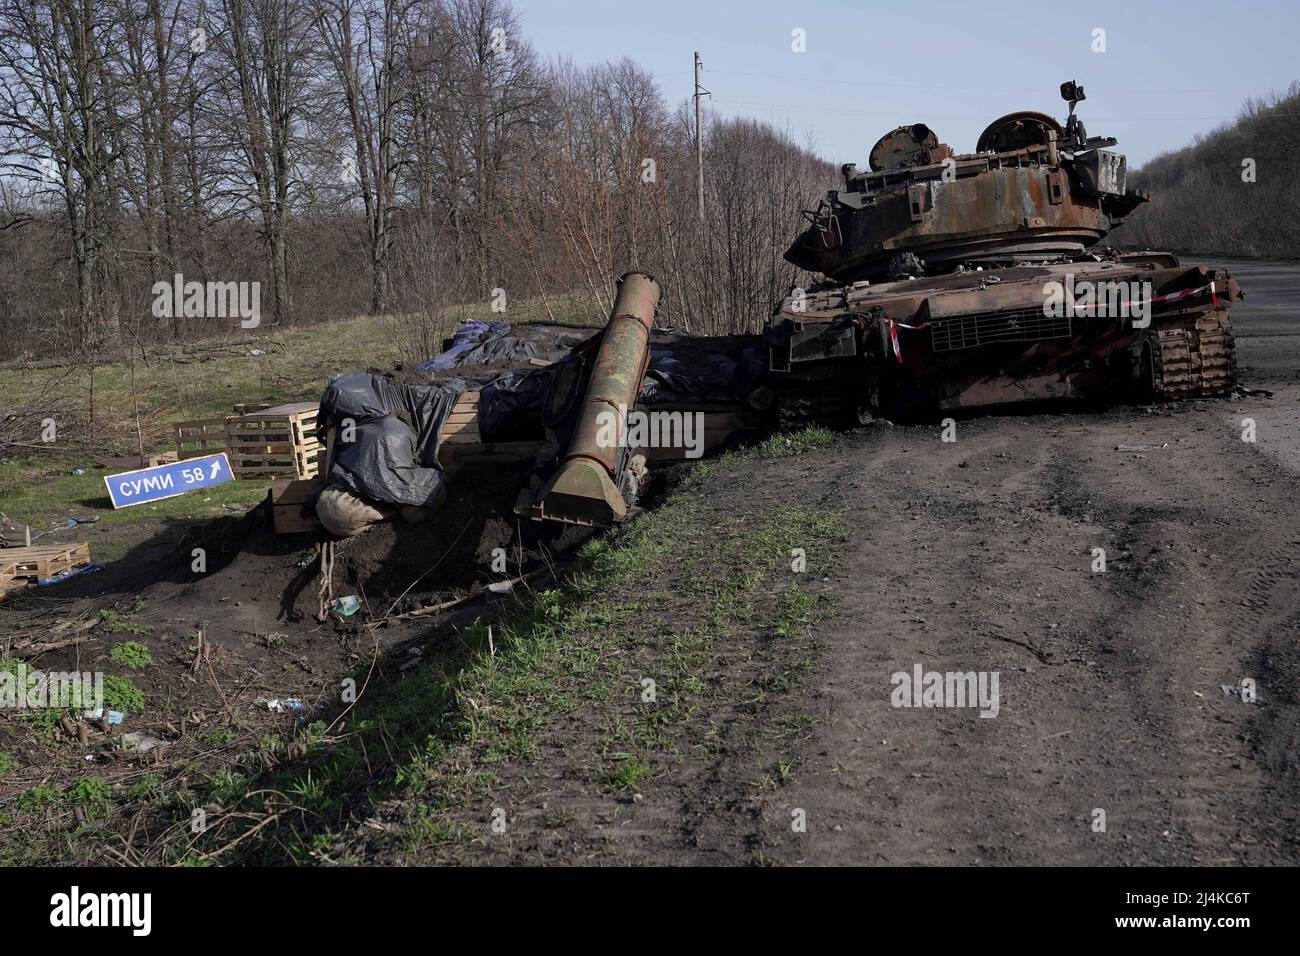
[770,399,1300,865]
[673,450,866,862]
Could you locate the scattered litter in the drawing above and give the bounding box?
[122,732,167,754]
[38,563,105,586]
[85,707,125,725]
[30,516,98,542]
[1115,443,1170,452]
[487,580,515,594]
[332,594,361,617]
[249,348,266,356]
[1219,684,1259,703]
[70,468,86,476]
[258,697,307,713]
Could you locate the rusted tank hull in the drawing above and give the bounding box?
[767,257,1241,422]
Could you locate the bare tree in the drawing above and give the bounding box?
[0,0,127,345]
[314,0,412,313]
[212,0,310,325]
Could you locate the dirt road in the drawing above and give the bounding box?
[731,257,1300,865]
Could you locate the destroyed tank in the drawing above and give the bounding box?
[767,81,1240,424]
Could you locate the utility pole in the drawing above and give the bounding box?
[693,51,708,222]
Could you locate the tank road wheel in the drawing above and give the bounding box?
[1150,313,1237,400]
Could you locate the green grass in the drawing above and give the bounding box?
[102,675,145,713]
[126,774,163,801]
[0,751,17,776]
[17,782,59,814]
[603,756,654,792]
[756,426,836,457]
[64,777,112,819]
[773,581,826,639]
[100,600,149,634]
[109,641,154,670]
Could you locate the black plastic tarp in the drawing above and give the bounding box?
[479,366,554,441]
[417,320,587,372]
[318,372,463,507]
[637,345,763,405]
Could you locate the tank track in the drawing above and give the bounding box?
[1151,312,1237,399]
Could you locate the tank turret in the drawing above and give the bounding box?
[786,81,1149,282]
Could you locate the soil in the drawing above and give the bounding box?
[2,258,1296,866]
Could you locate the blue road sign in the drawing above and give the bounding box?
[104,453,234,509]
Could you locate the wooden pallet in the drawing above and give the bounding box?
[440,392,482,445]
[175,417,231,460]
[226,402,322,479]
[268,478,324,534]
[441,439,546,471]
[436,391,548,471]
[0,541,93,601]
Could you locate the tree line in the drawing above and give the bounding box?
[0,0,834,364]
[1115,82,1300,259]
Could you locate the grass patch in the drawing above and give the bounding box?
[773,582,826,639]
[603,756,654,792]
[126,774,163,801]
[0,751,17,776]
[110,641,154,669]
[755,426,836,457]
[64,777,112,819]
[102,675,145,713]
[99,599,150,635]
[17,782,59,814]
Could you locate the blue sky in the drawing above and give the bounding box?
[513,0,1300,167]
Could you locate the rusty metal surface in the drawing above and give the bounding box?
[786,88,1148,283]
[523,271,660,527]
